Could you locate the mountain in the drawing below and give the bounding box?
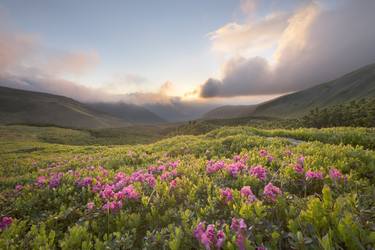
[253,63,375,118]
[0,86,130,129]
[202,105,256,119]
[88,102,166,124]
[144,102,218,122]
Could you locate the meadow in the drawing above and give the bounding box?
[0,125,374,249]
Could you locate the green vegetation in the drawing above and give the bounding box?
[302,98,375,128]
[0,125,374,249]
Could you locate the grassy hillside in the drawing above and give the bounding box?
[254,63,375,117]
[0,126,374,249]
[88,102,166,124]
[0,87,130,129]
[202,105,256,119]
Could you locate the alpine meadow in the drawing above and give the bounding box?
[0,1,374,250]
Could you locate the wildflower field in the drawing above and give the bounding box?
[0,125,374,249]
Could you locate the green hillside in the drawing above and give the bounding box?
[202,105,256,119]
[253,63,375,117]
[88,102,166,124]
[0,87,129,129]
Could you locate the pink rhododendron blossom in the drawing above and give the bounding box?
[102,201,122,213]
[160,171,173,181]
[249,165,267,181]
[227,163,240,177]
[15,184,23,192]
[294,164,304,174]
[0,216,13,230]
[297,156,305,166]
[194,222,225,250]
[231,218,247,250]
[267,156,274,163]
[230,218,247,233]
[305,170,324,180]
[259,149,268,157]
[121,185,139,200]
[77,177,93,187]
[240,186,257,203]
[235,232,246,250]
[87,202,94,210]
[329,168,345,181]
[220,188,233,203]
[169,160,179,168]
[216,230,225,249]
[170,179,177,189]
[36,176,47,187]
[49,172,63,188]
[206,160,225,174]
[263,183,282,202]
[100,185,115,199]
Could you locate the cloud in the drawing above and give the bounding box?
[0,18,36,73]
[200,0,375,98]
[209,12,289,57]
[44,51,99,77]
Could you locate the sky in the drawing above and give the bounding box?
[0,0,375,108]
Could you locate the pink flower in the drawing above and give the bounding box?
[240,186,257,203]
[194,222,225,250]
[36,176,47,187]
[170,179,177,189]
[49,172,63,188]
[15,184,23,192]
[227,163,240,177]
[305,170,324,181]
[206,160,225,174]
[145,174,156,188]
[87,202,94,210]
[102,201,122,213]
[216,230,225,249]
[297,156,305,166]
[263,183,282,202]
[256,246,268,250]
[329,168,344,181]
[100,185,115,199]
[267,156,274,163]
[235,232,246,250]
[115,172,126,182]
[230,218,247,233]
[194,222,205,240]
[169,160,179,168]
[0,216,12,230]
[249,165,267,181]
[77,177,93,187]
[121,185,139,200]
[259,149,268,157]
[294,164,304,174]
[220,188,233,203]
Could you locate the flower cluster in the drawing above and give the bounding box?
[206,160,225,174]
[249,165,267,181]
[263,183,282,202]
[0,216,12,230]
[305,170,324,181]
[240,186,257,203]
[231,218,248,250]
[329,168,345,181]
[220,187,233,203]
[294,164,304,174]
[194,222,225,250]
